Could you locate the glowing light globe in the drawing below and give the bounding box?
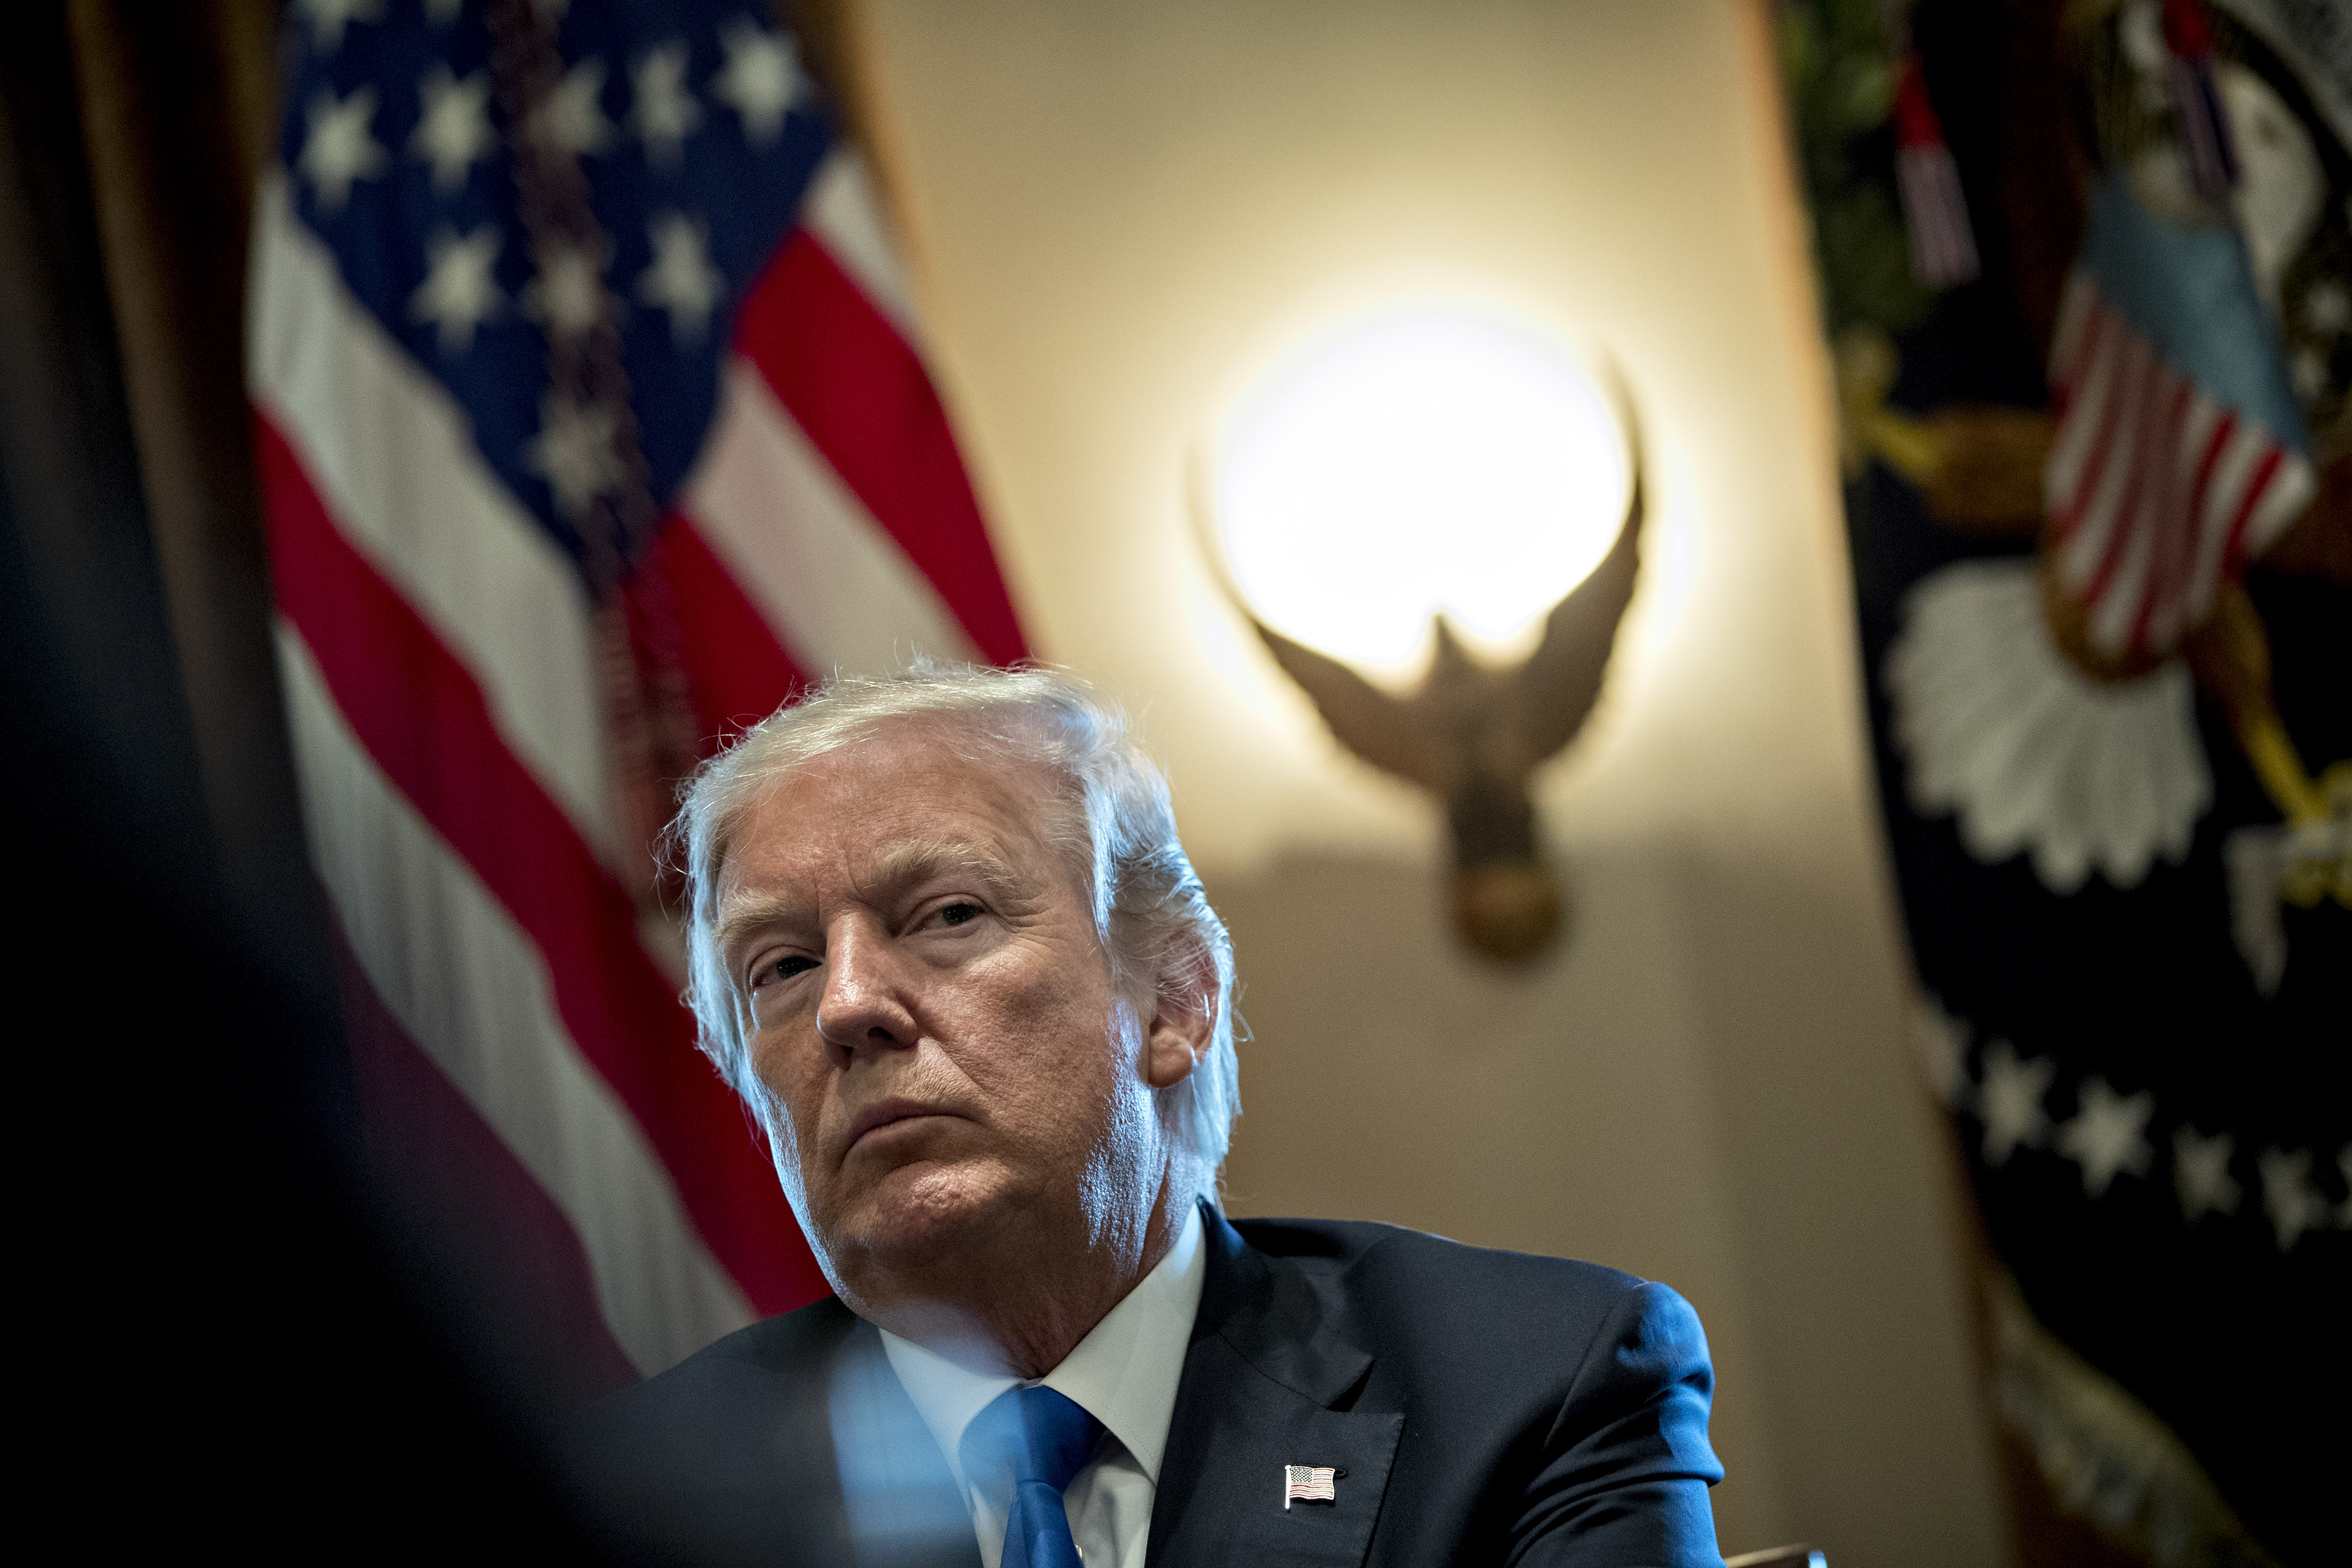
[1215,309,1631,676]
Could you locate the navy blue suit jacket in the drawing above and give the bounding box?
[575,1205,1725,1566]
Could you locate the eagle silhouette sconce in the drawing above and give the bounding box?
[1195,317,1645,964]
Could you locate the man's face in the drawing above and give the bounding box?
[716,718,1165,1312]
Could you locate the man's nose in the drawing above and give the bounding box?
[815,919,920,1063]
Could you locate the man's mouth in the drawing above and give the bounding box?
[844,1098,950,1152]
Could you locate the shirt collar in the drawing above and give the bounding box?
[881,1201,1207,1492]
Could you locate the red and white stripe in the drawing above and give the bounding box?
[249,149,1028,1386]
[2042,273,2313,660]
[1891,55,1977,291]
[1896,141,1979,291]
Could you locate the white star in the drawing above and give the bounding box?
[299,86,389,214]
[2293,347,2328,400]
[2173,1127,2241,1222]
[526,392,622,520]
[409,225,505,355]
[2054,1078,2153,1198]
[631,44,703,169]
[2305,280,2350,335]
[1910,993,1969,1109]
[295,0,383,51]
[711,16,805,145]
[2259,1148,2328,1250]
[532,58,614,158]
[410,63,496,195]
[639,212,724,343]
[526,238,616,340]
[1979,1041,2053,1167]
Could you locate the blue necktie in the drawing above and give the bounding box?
[962,1384,1104,1568]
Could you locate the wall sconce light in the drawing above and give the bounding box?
[1195,308,1644,964]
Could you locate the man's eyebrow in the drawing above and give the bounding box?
[854,838,1028,905]
[713,888,810,971]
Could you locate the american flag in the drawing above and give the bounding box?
[1890,52,1977,290]
[249,0,1026,1393]
[2042,175,2313,663]
[1283,1465,1337,1509]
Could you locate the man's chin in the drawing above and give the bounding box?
[830,1159,1020,1279]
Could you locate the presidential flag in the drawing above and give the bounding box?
[1781,2,2347,1564]
[250,0,1027,1397]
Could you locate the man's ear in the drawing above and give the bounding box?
[1142,933,1218,1090]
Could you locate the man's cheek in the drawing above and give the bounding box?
[760,1114,818,1232]
[747,1064,810,1169]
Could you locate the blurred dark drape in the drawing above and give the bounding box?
[3,4,613,1549]
[1,1,318,959]
[2,461,602,1552]
[1,8,222,900]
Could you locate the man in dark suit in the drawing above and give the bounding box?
[577,666,1723,1566]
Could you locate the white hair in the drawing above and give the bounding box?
[671,662,1241,1207]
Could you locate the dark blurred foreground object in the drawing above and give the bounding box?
[1,4,629,1553]
[1779,2,2347,1565]
[0,323,606,1561]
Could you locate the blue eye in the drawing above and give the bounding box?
[938,902,981,927]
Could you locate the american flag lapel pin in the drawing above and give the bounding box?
[1282,1464,1340,1510]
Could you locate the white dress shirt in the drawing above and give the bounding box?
[880,1203,1207,1568]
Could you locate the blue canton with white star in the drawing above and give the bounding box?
[280,0,833,570]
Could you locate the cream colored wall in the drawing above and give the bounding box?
[851,2,2006,1561]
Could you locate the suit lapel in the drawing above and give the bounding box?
[1145,1209,1404,1567]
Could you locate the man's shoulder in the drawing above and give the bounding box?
[569,1296,870,1563]
[1188,1212,1722,1564]
[1231,1212,1649,1310]
[679,1290,863,1374]
[585,1293,857,1440]
[1224,1212,1706,1388]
